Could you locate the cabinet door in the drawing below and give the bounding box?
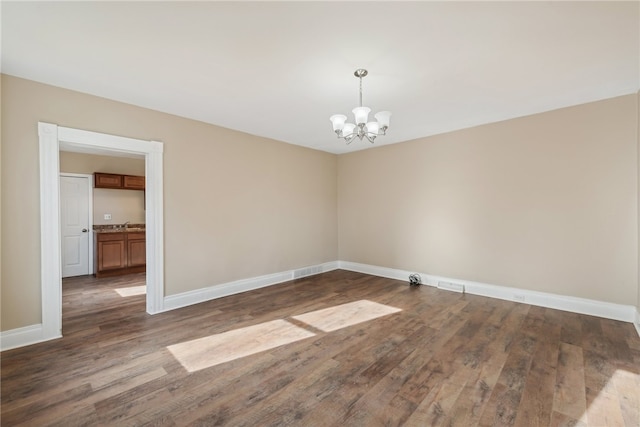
[95,173,123,189]
[127,233,146,267]
[123,175,145,190]
[98,240,126,270]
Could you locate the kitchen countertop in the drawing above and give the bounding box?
[94,224,146,233]
[94,228,146,233]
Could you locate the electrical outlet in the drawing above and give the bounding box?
[104,214,112,220]
[513,294,525,303]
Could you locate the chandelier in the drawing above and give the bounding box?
[329,69,391,144]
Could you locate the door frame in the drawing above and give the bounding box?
[60,173,94,277]
[39,122,164,342]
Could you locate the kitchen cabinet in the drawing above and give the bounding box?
[123,175,145,190]
[96,233,126,272]
[95,172,145,190]
[95,231,146,277]
[94,173,123,189]
[126,232,146,267]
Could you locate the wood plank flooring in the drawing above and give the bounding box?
[1,270,639,426]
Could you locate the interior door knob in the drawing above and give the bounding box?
[82,229,88,232]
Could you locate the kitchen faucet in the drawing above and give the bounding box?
[122,221,130,229]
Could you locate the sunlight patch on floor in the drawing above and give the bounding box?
[167,300,401,373]
[582,368,639,426]
[167,319,316,372]
[114,286,146,297]
[292,299,402,332]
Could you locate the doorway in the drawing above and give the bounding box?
[38,123,164,342]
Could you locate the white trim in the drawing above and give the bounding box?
[60,173,94,275]
[145,146,164,313]
[7,256,637,349]
[338,261,637,323]
[163,261,339,312]
[312,261,340,276]
[163,271,293,312]
[39,123,63,341]
[338,261,417,282]
[4,261,337,349]
[39,122,165,341]
[0,324,54,352]
[58,127,162,155]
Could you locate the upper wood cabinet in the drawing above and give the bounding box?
[95,172,145,190]
[94,173,123,189]
[123,175,145,190]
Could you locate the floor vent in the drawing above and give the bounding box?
[437,281,465,293]
[293,265,323,279]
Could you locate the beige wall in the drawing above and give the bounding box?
[1,74,338,331]
[0,75,2,318]
[339,95,638,306]
[1,73,637,332]
[60,152,146,225]
[91,189,145,225]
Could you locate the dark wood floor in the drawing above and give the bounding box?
[2,270,639,426]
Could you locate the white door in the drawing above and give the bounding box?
[60,175,91,277]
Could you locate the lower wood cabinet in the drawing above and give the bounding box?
[95,231,146,277]
[126,232,146,267]
[97,234,126,271]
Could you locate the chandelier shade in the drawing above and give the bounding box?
[329,114,347,132]
[342,123,356,138]
[329,69,391,144]
[352,107,371,125]
[366,121,379,135]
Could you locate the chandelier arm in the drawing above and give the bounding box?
[364,133,376,144]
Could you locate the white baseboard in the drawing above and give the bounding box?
[1,261,339,351]
[338,261,637,325]
[0,324,61,352]
[162,261,339,312]
[338,261,416,282]
[4,259,638,351]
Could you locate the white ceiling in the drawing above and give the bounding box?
[2,1,638,154]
